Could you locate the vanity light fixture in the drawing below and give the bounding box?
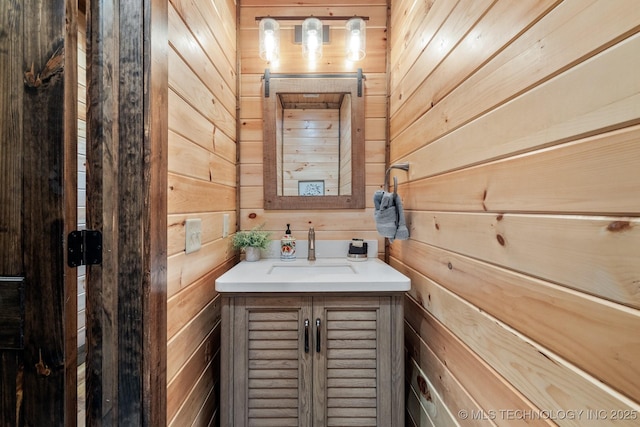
[302,17,323,61]
[256,15,368,64]
[259,18,280,63]
[345,17,366,61]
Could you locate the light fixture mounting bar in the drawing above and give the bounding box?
[255,16,369,22]
[294,25,330,44]
[262,68,365,98]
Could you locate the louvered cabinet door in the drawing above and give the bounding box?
[231,296,313,427]
[312,296,393,426]
[221,294,404,427]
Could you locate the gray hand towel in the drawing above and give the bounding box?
[393,191,409,241]
[373,176,409,242]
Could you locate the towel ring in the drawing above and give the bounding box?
[384,162,409,191]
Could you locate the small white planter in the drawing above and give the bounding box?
[244,246,261,262]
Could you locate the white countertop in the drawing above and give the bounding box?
[215,257,411,293]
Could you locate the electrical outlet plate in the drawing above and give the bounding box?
[185,218,202,254]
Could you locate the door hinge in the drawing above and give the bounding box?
[67,230,102,267]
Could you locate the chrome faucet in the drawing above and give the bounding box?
[307,227,316,261]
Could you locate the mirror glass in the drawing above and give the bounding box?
[263,75,365,209]
[276,92,352,197]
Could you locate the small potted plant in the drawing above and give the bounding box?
[232,224,272,262]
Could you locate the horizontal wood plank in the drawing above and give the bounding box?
[169,47,236,136]
[167,259,234,339]
[167,327,218,420]
[391,4,640,158]
[399,266,638,418]
[399,126,640,215]
[168,3,236,116]
[168,173,236,214]
[404,298,548,427]
[167,239,234,298]
[390,0,558,126]
[390,0,495,119]
[169,131,235,186]
[393,240,640,403]
[404,353,464,427]
[405,211,640,309]
[167,297,221,383]
[170,0,236,89]
[169,351,220,427]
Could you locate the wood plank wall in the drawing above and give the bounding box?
[167,0,237,425]
[388,0,640,425]
[281,109,340,196]
[339,94,353,195]
[239,0,388,248]
[77,10,87,361]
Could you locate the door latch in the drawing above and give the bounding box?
[67,230,102,267]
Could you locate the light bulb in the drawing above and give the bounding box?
[302,17,323,60]
[345,18,366,61]
[259,18,280,63]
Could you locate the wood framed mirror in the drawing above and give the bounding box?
[263,71,365,209]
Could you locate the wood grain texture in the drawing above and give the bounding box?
[168,4,236,116]
[0,279,24,350]
[16,0,77,424]
[77,9,87,358]
[170,0,236,91]
[390,0,640,423]
[85,0,167,424]
[393,36,640,178]
[144,0,169,424]
[390,0,560,129]
[399,126,640,215]
[404,210,640,309]
[168,211,237,256]
[402,272,638,419]
[167,1,237,422]
[396,239,640,403]
[167,296,222,384]
[391,0,640,156]
[167,259,232,340]
[222,294,404,426]
[239,0,387,242]
[0,0,23,277]
[0,6,25,421]
[404,354,464,427]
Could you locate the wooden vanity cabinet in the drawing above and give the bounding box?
[220,294,404,427]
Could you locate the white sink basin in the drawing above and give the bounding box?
[215,256,410,293]
[268,263,355,275]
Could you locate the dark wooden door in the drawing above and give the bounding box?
[0,0,78,425]
[1,0,168,424]
[83,0,168,425]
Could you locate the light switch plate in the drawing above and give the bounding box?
[222,214,230,238]
[185,218,202,254]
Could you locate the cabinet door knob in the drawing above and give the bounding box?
[316,318,321,353]
[304,319,310,353]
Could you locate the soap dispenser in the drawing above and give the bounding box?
[280,224,296,261]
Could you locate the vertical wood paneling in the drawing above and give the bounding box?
[0,0,23,277]
[0,0,25,414]
[167,0,237,424]
[77,8,87,360]
[239,1,388,254]
[389,0,640,424]
[0,0,78,423]
[85,0,167,424]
